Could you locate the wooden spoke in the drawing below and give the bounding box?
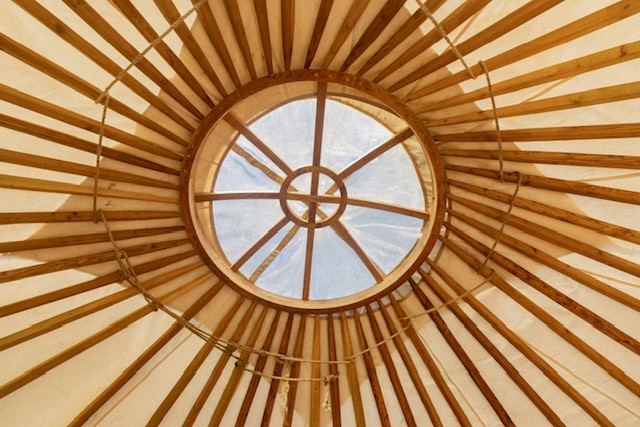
[223,0,258,80]
[305,0,334,68]
[282,0,295,70]
[253,0,274,74]
[224,114,294,175]
[331,220,384,281]
[320,0,370,69]
[232,217,290,271]
[249,224,301,283]
[347,197,429,220]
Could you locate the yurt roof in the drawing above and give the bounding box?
[0,0,639,425]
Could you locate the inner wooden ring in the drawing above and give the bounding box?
[279,166,347,229]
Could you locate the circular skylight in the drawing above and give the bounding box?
[183,71,444,312]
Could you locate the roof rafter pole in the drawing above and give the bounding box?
[12,0,197,131]
[446,198,640,310]
[352,309,391,427]
[448,179,640,246]
[253,0,274,74]
[109,0,214,108]
[320,0,370,69]
[326,314,341,425]
[339,313,365,427]
[0,84,182,161]
[222,0,258,80]
[388,296,473,427]
[415,40,640,109]
[0,273,215,400]
[310,315,322,427]
[261,313,295,425]
[0,262,205,351]
[0,253,198,319]
[190,0,241,87]
[440,230,640,398]
[304,0,334,68]
[62,0,205,118]
[153,0,228,96]
[444,210,640,356]
[387,0,563,91]
[412,0,640,98]
[209,306,270,426]
[283,314,308,427]
[0,238,188,285]
[373,0,492,84]
[182,302,259,426]
[448,196,640,279]
[364,304,418,427]
[234,310,284,427]
[446,165,640,206]
[0,210,181,225]
[407,277,515,426]
[356,0,447,76]
[418,270,566,426]
[376,300,443,427]
[147,297,244,425]
[281,0,295,70]
[0,33,188,146]
[0,114,177,175]
[425,81,640,127]
[68,277,222,426]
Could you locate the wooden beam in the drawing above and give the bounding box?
[320,0,370,69]
[69,278,222,426]
[261,314,295,425]
[339,313,365,427]
[281,0,295,70]
[0,210,180,224]
[283,314,307,427]
[326,314,341,426]
[253,0,274,74]
[304,0,334,68]
[223,0,258,80]
[310,315,322,427]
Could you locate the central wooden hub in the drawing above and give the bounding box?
[279,166,347,229]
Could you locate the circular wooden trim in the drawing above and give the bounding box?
[180,70,446,313]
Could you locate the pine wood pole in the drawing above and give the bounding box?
[425,81,640,127]
[416,41,640,108]
[0,34,188,146]
[107,0,214,108]
[182,302,258,426]
[446,202,640,310]
[408,278,515,426]
[0,273,214,399]
[190,0,241,88]
[281,0,295,71]
[448,195,640,278]
[418,269,565,426]
[0,238,188,285]
[234,311,284,427]
[446,165,640,206]
[411,0,640,98]
[153,0,228,97]
[304,0,334,68]
[253,0,274,74]
[62,0,205,119]
[0,253,198,319]
[339,312,365,427]
[222,0,257,80]
[12,0,197,132]
[339,0,406,72]
[69,278,223,426]
[445,209,640,353]
[0,114,179,175]
[440,230,640,398]
[209,307,270,427]
[388,295,473,427]
[448,179,640,245]
[147,297,244,425]
[435,123,640,143]
[326,314,342,426]
[261,314,295,425]
[0,84,182,161]
[0,148,178,189]
[0,226,182,254]
[310,315,322,427]
[441,150,640,170]
[353,309,390,427]
[0,210,180,224]
[376,301,443,427]
[356,0,446,76]
[0,174,178,204]
[320,0,370,69]
[364,305,417,427]
[283,314,308,427]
